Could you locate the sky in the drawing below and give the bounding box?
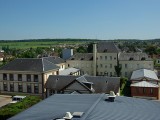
[0,0,160,40]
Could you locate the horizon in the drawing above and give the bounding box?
[0,0,160,40]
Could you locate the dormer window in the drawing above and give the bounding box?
[141,57,146,60]
[129,57,134,60]
[83,82,93,89]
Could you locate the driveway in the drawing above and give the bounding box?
[0,95,12,108]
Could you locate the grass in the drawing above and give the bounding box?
[0,40,86,49]
[0,95,41,120]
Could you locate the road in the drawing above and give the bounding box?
[0,95,12,108]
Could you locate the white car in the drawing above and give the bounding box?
[10,95,26,104]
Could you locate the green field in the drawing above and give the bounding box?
[0,39,89,49]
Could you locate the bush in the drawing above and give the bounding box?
[0,95,41,120]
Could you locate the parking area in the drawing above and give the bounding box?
[0,95,12,108]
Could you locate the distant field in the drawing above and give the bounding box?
[0,40,86,49]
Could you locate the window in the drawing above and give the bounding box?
[18,74,22,81]
[110,72,112,76]
[34,85,39,94]
[100,56,102,60]
[114,57,116,60]
[150,88,153,94]
[110,64,112,68]
[18,84,23,92]
[125,72,128,76]
[34,75,38,82]
[110,56,112,60]
[100,64,103,68]
[9,74,14,81]
[27,85,31,93]
[3,74,7,80]
[68,64,70,67]
[3,83,7,91]
[125,64,128,68]
[105,56,107,60]
[10,84,14,92]
[101,72,103,75]
[26,74,31,82]
[105,65,107,68]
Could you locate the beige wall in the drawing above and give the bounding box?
[120,60,154,78]
[0,69,59,96]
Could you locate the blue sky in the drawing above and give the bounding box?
[0,0,160,40]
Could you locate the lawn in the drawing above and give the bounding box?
[0,95,41,120]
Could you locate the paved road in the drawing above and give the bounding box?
[0,95,12,108]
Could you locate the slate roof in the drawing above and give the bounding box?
[9,94,160,120]
[97,42,119,53]
[59,68,80,75]
[130,69,159,81]
[119,53,152,61]
[45,75,120,94]
[68,53,93,61]
[0,58,59,72]
[131,81,159,88]
[43,56,65,64]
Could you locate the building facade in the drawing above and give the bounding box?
[66,42,153,78]
[0,58,60,97]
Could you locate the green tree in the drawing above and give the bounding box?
[114,61,122,77]
[76,46,87,53]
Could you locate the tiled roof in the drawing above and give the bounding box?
[119,53,152,61]
[9,94,160,120]
[0,58,59,72]
[130,69,159,81]
[131,81,159,88]
[59,68,80,75]
[68,53,93,61]
[43,56,65,64]
[97,42,120,53]
[45,75,120,94]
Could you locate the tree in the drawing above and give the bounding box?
[76,46,87,53]
[87,43,93,53]
[114,61,122,77]
[145,45,157,55]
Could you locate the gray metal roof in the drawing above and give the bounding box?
[131,81,159,88]
[0,58,59,72]
[130,69,159,81]
[119,53,152,61]
[97,42,119,53]
[45,75,120,94]
[68,53,93,61]
[9,94,160,120]
[59,68,80,75]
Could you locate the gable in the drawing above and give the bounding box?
[62,80,92,93]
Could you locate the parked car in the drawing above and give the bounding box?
[10,95,26,104]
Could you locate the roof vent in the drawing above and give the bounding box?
[108,91,116,102]
[63,112,73,120]
[72,112,84,118]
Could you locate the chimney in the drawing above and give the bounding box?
[107,91,116,102]
[93,43,97,76]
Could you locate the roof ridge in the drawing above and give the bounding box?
[81,94,105,120]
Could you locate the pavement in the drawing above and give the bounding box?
[0,95,12,108]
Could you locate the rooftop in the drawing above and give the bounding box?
[119,53,152,61]
[131,81,159,88]
[59,68,80,75]
[9,94,160,120]
[45,75,120,94]
[0,58,59,72]
[68,53,93,61]
[130,69,159,81]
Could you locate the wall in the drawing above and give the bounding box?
[131,86,159,100]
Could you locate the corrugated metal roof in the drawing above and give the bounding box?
[59,68,80,75]
[130,69,159,81]
[131,81,159,88]
[9,94,160,120]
